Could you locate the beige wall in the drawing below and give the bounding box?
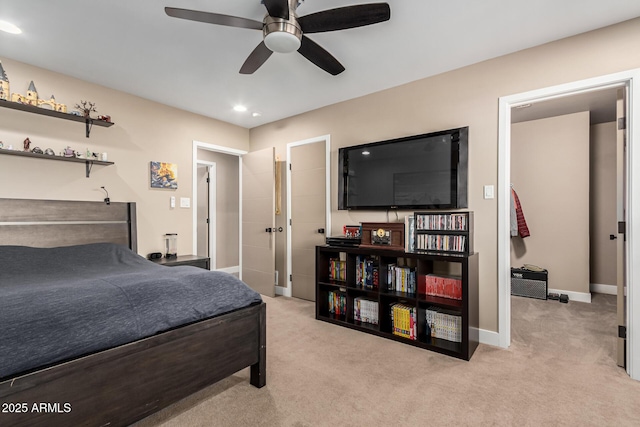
[510,112,590,294]
[197,149,240,269]
[249,18,640,332]
[590,122,617,286]
[0,57,249,257]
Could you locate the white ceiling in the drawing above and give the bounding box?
[1,0,640,129]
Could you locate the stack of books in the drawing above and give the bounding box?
[329,258,346,281]
[425,307,462,343]
[328,291,346,317]
[390,303,417,340]
[387,264,416,293]
[356,255,379,289]
[419,274,462,300]
[354,297,378,325]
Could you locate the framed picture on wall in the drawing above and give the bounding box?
[150,161,178,189]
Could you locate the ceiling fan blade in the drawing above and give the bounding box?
[298,3,390,34]
[240,42,274,74]
[165,7,263,30]
[298,36,345,76]
[263,0,289,20]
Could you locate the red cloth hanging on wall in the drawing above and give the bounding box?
[511,188,530,238]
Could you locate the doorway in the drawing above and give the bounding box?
[497,69,640,380]
[196,162,215,264]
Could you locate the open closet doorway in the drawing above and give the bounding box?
[192,141,246,276]
[196,162,215,265]
[498,69,640,381]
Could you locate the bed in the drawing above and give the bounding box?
[0,198,266,427]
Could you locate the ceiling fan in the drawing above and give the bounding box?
[165,0,391,75]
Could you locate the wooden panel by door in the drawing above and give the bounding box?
[242,147,276,297]
[291,141,327,301]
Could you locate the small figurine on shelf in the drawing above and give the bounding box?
[97,114,111,123]
[74,100,97,118]
[31,146,43,154]
[63,146,75,158]
[44,148,55,156]
[23,137,31,151]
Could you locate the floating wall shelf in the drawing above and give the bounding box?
[0,99,114,137]
[0,148,114,178]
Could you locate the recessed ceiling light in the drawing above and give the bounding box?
[252,112,262,117]
[233,105,247,112]
[0,20,22,34]
[362,150,370,156]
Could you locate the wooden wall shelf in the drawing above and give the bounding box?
[0,99,114,137]
[0,148,114,178]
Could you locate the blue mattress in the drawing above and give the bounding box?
[0,243,262,379]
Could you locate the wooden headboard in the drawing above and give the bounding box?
[0,199,137,251]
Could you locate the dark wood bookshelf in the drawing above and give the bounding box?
[316,245,479,360]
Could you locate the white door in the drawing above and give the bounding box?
[290,140,327,301]
[242,147,276,297]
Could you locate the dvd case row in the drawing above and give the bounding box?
[415,234,466,252]
[415,213,469,231]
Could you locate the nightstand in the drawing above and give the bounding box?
[151,255,210,270]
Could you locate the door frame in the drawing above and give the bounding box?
[497,69,640,380]
[280,134,331,297]
[195,161,216,268]
[192,140,247,273]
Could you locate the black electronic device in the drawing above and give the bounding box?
[547,293,560,301]
[326,236,361,247]
[147,252,163,260]
[559,294,569,303]
[338,127,468,210]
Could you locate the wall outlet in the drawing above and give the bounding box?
[170,196,176,208]
[180,197,191,208]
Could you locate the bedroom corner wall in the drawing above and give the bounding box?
[0,57,249,257]
[247,17,640,334]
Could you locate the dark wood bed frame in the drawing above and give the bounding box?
[0,198,266,426]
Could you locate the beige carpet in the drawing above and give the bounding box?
[134,293,640,426]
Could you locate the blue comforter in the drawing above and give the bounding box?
[0,243,262,379]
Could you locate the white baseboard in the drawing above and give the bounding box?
[590,283,617,295]
[477,328,503,348]
[215,265,239,274]
[275,285,291,297]
[548,288,591,303]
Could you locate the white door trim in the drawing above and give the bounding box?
[283,134,331,298]
[192,140,248,274]
[498,69,640,380]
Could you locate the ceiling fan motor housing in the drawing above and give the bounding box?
[263,15,302,53]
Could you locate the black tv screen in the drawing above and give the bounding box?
[338,127,468,210]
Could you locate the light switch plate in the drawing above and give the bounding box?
[484,185,495,199]
[180,197,191,208]
[170,196,176,208]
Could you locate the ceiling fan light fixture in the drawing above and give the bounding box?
[264,31,301,53]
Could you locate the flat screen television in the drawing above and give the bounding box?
[338,127,468,210]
